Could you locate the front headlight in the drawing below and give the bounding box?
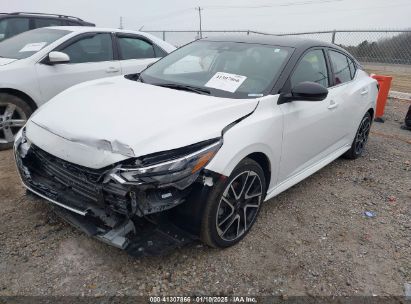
[116,138,222,189]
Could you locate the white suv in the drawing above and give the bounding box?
[0,26,175,149]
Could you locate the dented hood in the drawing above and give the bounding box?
[27,76,258,168]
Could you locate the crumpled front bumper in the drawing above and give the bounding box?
[13,133,211,255]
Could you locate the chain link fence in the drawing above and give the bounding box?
[144,29,411,65]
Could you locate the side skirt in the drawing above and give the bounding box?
[265,144,351,201]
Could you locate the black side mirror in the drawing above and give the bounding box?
[279,81,328,104]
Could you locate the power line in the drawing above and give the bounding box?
[204,0,345,9]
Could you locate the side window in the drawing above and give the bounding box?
[33,18,63,28]
[347,57,357,80]
[61,33,113,64]
[118,36,155,60]
[153,44,167,58]
[290,49,329,88]
[0,18,30,40]
[329,50,352,85]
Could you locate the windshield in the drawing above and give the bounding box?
[0,28,70,59]
[141,40,292,99]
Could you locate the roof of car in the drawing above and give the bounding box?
[47,26,144,34]
[202,34,341,50]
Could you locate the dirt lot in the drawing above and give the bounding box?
[365,64,411,93]
[0,99,410,297]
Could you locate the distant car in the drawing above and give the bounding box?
[14,36,378,254]
[0,26,176,149]
[0,12,94,41]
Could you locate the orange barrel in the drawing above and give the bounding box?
[372,74,393,119]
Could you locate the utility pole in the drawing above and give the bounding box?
[196,7,203,39]
[119,16,124,29]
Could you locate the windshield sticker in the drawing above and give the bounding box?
[205,72,247,93]
[274,48,281,53]
[19,42,47,52]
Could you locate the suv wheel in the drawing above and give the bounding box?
[0,93,32,150]
[201,158,266,248]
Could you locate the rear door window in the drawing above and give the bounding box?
[0,18,30,41]
[117,36,155,60]
[329,50,353,85]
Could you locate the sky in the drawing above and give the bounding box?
[2,0,411,33]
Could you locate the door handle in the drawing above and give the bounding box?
[105,67,120,73]
[360,89,369,95]
[328,100,339,110]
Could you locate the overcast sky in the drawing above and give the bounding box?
[3,0,411,33]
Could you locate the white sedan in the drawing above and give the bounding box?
[0,26,175,149]
[14,36,378,254]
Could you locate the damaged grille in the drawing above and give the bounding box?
[29,145,104,201]
[16,143,130,214]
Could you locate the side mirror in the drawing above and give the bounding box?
[279,81,328,104]
[48,51,70,64]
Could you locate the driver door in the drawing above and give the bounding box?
[278,48,342,183]
[35,32,121,102]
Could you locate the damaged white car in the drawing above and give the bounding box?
[14,36,378,255]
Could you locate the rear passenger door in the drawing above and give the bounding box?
[35,32,121,102]
[326,49,365,145]
[115,34,163,75]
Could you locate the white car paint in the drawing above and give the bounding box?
[27,76,259,168]
[23,66,376,197]
[0,26,175,107]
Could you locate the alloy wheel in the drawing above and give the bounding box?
[216,170,263,242]
[0,102,27,144]
[354,116,371,155]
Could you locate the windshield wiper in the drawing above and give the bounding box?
[156,83,210,95]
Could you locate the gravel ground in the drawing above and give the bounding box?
[0,99,410,297]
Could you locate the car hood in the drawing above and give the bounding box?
[27,76,259,168]
[0,57,18,66]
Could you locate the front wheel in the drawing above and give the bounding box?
[201,158,266,248]
[343,112,372,159]
[0,93,32,150]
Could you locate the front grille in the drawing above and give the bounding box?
[29,145,104,202]
[16,143,132,215]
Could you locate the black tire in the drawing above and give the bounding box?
[343,112,372,159]
[0,93,32,151]
[201,158,266,248]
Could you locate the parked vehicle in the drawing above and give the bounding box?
[0,12,94,41]
[14,36,378,254]
[0,26,176,149]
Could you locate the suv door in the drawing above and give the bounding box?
[278,48,343,182]
[116,34,162,74]
[35,32,121,102]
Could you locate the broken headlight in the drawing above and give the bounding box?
[115,138,222,189]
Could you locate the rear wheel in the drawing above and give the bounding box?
[201,158,266,248]
[0,93,32,150]
[343,112,371,159]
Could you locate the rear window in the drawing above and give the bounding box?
[33,18,64,28]
[0,28,70,59]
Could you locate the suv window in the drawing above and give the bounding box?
[61,33,113,63]
[118,36,155,60]
[329,50,352,85]
[33,18,64,28]
[291,49,329,88]
[0,18,30,41]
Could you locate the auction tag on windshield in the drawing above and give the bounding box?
[205,72,247,93]
[19,42,47,52]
